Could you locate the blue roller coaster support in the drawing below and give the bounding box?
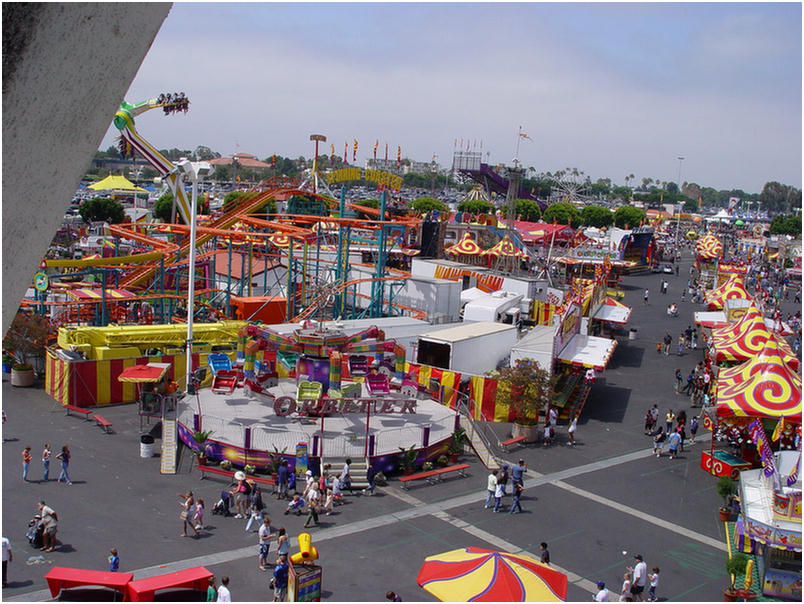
[370,190,388,317]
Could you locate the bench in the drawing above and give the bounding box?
[64,404,92,420]
[398,464,470,490]
[92,414,113,433]
[197,464,275,487]
[500,435,527,451]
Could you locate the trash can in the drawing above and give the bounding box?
[140,434,155,458]
[629,328,638,341]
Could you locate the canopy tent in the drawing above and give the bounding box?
[65,288,137,301]
[445,233,484,256]
[712,309,799,369]
[696,232,723,260]
[511,221,574,244]
[705,276,752,310]
[593,296,632,324]
[117,363,171,384]
[482,236,527,259]
[715,339,801,420]
[267,234,303,249]
[556,334,617,371]
[416,547,567,602]
[87,174,148,193]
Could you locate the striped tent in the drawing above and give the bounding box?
[696,232,723,260]
[715,339,801,419]
[445,233,484,256]
[482,236,527,259]
[712,309,799,369]
[706,276,752,310]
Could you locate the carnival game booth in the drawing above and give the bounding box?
[715,262,749,288]
[702,338,801,480]
[695,232,724,288]
[737,446,801,601]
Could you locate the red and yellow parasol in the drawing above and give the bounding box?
[715,339,801,419]
[416,547,567,602]
[445,233,484,256]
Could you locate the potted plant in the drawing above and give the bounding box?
[490,360,556,443]
[11,362,36,387]
[244,464,256,475]
[191,429,214,465]
[448,428,466,462]
[723,553,749,601]
[437,455,449,467]
[267,445,287,481]
[3,311,50,379]
[374,471,387,486]
[716,476,737,522]
[219,459,233,471]
[397,445,419,475]
[422,461,434,471]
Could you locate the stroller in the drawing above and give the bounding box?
[211,491,232,517]
[26,514,44,549]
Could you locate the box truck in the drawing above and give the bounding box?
[416,322,518,375]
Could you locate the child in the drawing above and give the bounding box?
[193,498,205,531]
[648,567,660,602]
[287,471,297,494]
[619,571,631,602]
[493,479,504,512]
[108,548,119,572]
[284,494,305,515]
[331,475,343,505]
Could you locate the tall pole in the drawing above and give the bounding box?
[675,156,684,247]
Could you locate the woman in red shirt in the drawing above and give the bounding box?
[22,446,32,481]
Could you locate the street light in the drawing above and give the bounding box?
[177,159,212,392]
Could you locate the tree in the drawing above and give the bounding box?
[79,196,125,224]
[501,199,541,222]
[3,310,51,367]
[611,186,632,203]
[580,205,614,228]
[458,199,495,215]
[613,205,647,229]
[541,202,580,226]
[760,181,800,214]
[770,214,802,236]
[666,182,679,195]
[193,145,220,161]
[153,192,175,223]
[489,360,555,424]
[411,197,448,213]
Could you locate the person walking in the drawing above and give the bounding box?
[193,498,205,531]
[178,491,199,537]
[206,577,217,602]
[567,414,578,445]
[667,430,681,459]
[508,482,524,514]
[364,464,377,496]
[690,416,699,444]
[663,333,672,355]
[108,548,119,572]
[664,409,675,433]
[540,542,550,564]
[42,444,51,482]
[55,445,72,485]
[484,469,498,508]
[497,465,510,496]
[258,516,274,570]
[21,446,32,482]
[37,501,58,552]
[276,527,290,559]
[660,279,667,294]
[340,458,352,493]
[647,567,660,602]
[619,571,632,602]
[674,369,683,394]
[643,289,649,305]
[2,536,11,588]
[276,460,289,500]
[492,479,504,512]
[652,427,666,457]
[303,487,320,528]
[629,554,648,601]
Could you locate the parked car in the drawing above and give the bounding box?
[662,264,675,274]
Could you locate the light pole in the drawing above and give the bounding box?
[675,156,684,246]
[177,159,212,392]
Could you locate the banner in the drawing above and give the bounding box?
[749,419,778,480]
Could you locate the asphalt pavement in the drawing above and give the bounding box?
[2,250,799,602]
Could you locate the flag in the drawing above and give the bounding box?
[787,452,800,486]
[352,139,358,161]
[772,417,785,441]
[373,140,378,160]
[454,138,457,148]
[329,144,335,166]
[271,154,276,168]
[384,141,388,162]
[344,141,348,162]
[397,145,401,170]
[519,132,532,140]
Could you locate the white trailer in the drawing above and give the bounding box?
[509,325,555,374]
[462,290,523,324]
[416,322,518,375]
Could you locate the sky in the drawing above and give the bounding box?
[100,2,802,194]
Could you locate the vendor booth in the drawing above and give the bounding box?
[45,567,133,600]
[710,308,799,370]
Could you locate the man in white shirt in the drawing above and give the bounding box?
[258,517,274,571]
[484,470,498,508]
[340,458,352,492]
[629,554,648,601]
[2,536,12,587]
[216,576,231,602]
[594,580,609,602]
